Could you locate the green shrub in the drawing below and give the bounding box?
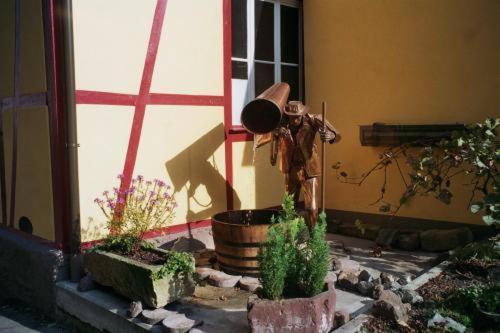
[259,193,329,299]
[452,237,500,262]
[300,212,329,297]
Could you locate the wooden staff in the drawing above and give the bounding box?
[321,101,326,213]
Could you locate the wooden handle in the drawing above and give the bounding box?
[321,102,326,213]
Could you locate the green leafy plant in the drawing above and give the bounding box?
[153,251,194,280]
[445,284,500,322]
[259,193,329,299]
[334,118,500,227]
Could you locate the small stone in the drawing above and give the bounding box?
[397,274,412,286]
[333,310,350,329]
[195,267,217,280]
[372,277,382,285]
[161,313,202,333]
[239,277,262,292]
[358,269,372,282]
[127,301,143,318]
[384,281,402,292]
[357,281,374,296]
[332,258,360,273]
[77,274,96,292]
[375,228,398,248]
[141,308,172,325]
[397,288,423,304]
[337,271,359,291]
[208,271,242,288]
[380,272,395,284]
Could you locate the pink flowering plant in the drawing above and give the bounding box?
[93,174,177,254]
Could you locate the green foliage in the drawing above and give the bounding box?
[88,234,142,254]
[446,284,500,321]
[259,193,329,300]
[335,118,500,226]
[452,236,500,262]
[153,250,194,281]
[434,308,472,328]
[259,221,288,300]
[300,212,329,297]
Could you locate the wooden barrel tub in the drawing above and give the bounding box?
[212,209,277,277]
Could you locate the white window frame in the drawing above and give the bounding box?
[232,0,301,125]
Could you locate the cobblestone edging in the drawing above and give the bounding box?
[332,260,449,332]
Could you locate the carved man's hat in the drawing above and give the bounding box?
[284,101,308,116]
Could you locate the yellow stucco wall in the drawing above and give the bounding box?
[0,0,54,241]
[232,141,283,210]
[304,0,500,225]
[73,0,227,242]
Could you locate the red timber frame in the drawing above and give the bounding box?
[76,0,252,249]
[0,0,70,250]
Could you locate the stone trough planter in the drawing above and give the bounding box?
[247,288,337,333]
[84,249,195,308]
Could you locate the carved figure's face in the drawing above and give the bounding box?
[289,115,302,127]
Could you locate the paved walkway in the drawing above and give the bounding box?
[0,303,79,333]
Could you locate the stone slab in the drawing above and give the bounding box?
[56,281,250,333]
[334,289,373,318]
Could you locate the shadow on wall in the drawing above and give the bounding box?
[241,138,284,210]
[165,123,241,222]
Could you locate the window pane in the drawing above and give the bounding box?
[232,60,248,79]
[231,0,247,58]
[255,62,275,96]
[281,5,299,64]
[232,0,247,58]
[254,0,274,61]
[281,65,299,101]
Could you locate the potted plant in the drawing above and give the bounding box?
[247,194,336,333]
[84,174,195,308]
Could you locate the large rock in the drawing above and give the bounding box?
[420,228,473,252]
[332,258,360,273]
[396,233,420,251]
[84,250,195,308]
[372,289,409,325]
[337,271,359,291]
[375,229,398,248]
[247,289,337,333]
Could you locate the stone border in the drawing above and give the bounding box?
[332,260,450,332]
[0,229,68,316]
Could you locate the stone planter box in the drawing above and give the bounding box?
[247,288,336,333]
[84,249,195,308]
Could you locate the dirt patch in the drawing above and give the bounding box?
[181,285,252,310]
[113,248,166,265]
